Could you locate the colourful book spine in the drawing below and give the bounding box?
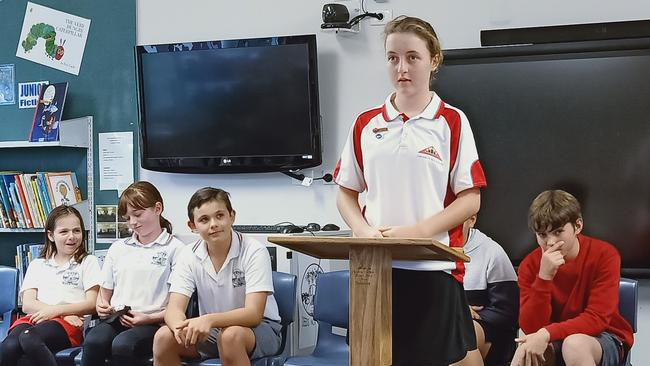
[14,175,33,228]
[16,245,23,288]
[44,173,56,209]
[0,174,18,227]
[8,183,26,228]
[0,198,8,228]
[30,177,46,225]
[21,244,30,280]
[21,174,41,228]
[29,244,44,262]
[36,173,52,214]
[14,253,20,289]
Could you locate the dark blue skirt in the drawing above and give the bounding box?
[392,269,477,366]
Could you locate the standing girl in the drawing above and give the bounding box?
[333,16,487,366]
[81,181,185,365]
[0,205,101,366]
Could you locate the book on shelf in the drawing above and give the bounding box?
[0,172,19,228]
[46,171,80,207]
[36,172,53,215]
[29,82,69,142]
[2,172,28,228]
[0,171,81,229]
[0,196,9,228]
[28,174,47,225]
[23,174,45,227]
[13,175,33,228]
[8,182,27,228]
[15,243,44,289]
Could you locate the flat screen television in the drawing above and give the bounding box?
[434,37,650,277]
[135,35,321,173]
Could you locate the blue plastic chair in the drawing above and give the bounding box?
[284,270,350,366]
[0,265,18,341]
[56,347,81,366]
[619,278,637,366]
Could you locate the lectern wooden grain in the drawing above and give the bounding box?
[267,236,470,366]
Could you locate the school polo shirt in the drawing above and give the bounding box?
[169,230,280,322]
[20,255,101,305]
[334,93,487,278]
[463,229,517,292]
[102,229,185,313]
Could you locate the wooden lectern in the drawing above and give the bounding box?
[267,236,470,366]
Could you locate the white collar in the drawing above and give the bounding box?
[381,92,443,122]
[192,229,242,264]
[124,228,173,248]
[44,255,78,270]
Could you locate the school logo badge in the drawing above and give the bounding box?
[418,146,442,161]
[151,251,168,266]
[62,270,80,286]
[232,269,246,288]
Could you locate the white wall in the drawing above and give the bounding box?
[136,0,650,361]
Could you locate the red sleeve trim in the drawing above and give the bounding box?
[471,160,487,188]
[352,108,383,172]
[332,159,342,180]
[441,106,461,173]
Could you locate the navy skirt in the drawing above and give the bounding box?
[392,269,477,366]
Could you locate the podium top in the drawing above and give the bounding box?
[267,236,469,262]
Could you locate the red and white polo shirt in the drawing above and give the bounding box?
[334,93,487,281]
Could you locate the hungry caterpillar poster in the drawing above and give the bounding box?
[16,2,91,76]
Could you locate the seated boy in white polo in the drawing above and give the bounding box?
[152,187,281,366]
[462,214,519,366]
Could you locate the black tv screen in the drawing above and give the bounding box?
[435,38,650,276]
[136,35,321,173]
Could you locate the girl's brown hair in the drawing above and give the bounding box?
[40,205,89,263]
[118,181,173,233]
[384,15,444,79]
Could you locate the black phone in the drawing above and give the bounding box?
[103,305,131,323]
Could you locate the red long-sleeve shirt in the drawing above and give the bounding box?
[518,234,633,348]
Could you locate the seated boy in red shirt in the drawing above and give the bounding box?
[512,190,633,366]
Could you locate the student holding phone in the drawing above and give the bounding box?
[81,181,185,366]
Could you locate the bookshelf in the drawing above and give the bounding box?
[0,116,94,254]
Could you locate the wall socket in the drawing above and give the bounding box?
[290,170,316,186]
[288,169,336,186]
[370,9,392,26]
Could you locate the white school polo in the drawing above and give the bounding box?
[463,229,517,291]
[169,230,280,322]
[20,255,101,305]
[334,93,487,280]
[102,229,186,313]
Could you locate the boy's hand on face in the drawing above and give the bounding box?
[539,241,565,280]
